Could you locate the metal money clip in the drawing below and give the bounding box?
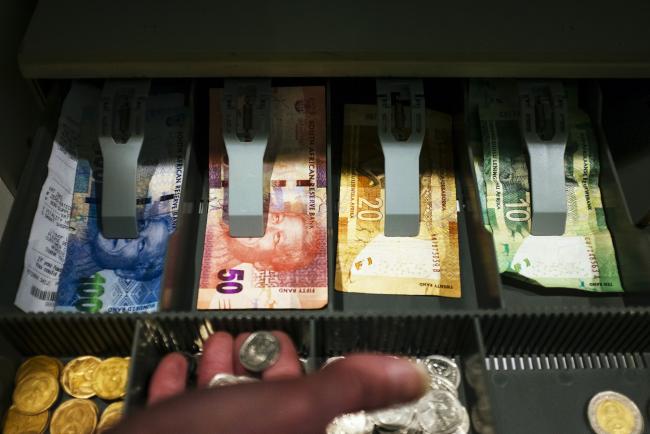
[376,79,425,237]
[518,80,568,236]
[222,79,271,238]
[98,80,151,239]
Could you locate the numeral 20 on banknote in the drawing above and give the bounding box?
[358,197,383,221]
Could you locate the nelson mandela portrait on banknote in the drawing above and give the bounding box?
[54,85,190,313]
[198,86,328,310]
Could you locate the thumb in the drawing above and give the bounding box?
[115,355,429,434]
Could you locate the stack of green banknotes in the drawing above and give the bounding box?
[469,79,623,292]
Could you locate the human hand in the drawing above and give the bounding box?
[112,331,429,434]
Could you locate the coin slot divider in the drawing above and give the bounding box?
[459,79,650,311]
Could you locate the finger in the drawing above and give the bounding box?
[147,353,189,406]
[197,332,235,387]
[232,332,250,375]
[261,331,302,381]
[119,354,429,434]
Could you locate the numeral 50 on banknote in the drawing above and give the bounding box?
[216,269,244,294]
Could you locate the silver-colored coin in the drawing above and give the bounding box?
[323,356,346,368]
[369,404,414,430]
[423,356,460,389]
[299,357,309,373]
[415,357,457,397]
[430,374,459,397]
[239,331,281,372]
[587,391,643,434]
[207,373,258,388]
[326,412,373,434]
[235,375,258,384]
[450,405,469,434]
[374,427,409,433]
[416,390,464,434]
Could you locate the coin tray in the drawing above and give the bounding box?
[1,310,648,433]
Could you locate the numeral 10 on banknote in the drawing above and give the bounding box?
[505,198,530,222]
[216,269,244,294]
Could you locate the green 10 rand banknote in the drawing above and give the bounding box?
[474,80,622,292]
[336,104,461,297]
[198,86,328,309]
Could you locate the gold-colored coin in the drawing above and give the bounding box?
[92,357,130,400]
[588,391,643,434]
[15,356,62,383]
[97,401,124,433]
[61,356,101,398]
[2,406,49,434]
[12,372,59,415]
[50,399,98,434]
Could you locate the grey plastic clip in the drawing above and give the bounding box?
[98,80,151,239]
[518,81,568,236]
[377,79,425,237]
[223,79,271,237]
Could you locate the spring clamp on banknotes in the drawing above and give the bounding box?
[376,79,425,237]
[222,79,271,237]
[98,80,151,239]
[518,81,568,236]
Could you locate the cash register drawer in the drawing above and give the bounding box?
[0,0,648,432]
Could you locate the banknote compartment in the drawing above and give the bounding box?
[460,79,650,310]
[480,310,650,433]
[0,79,203,314]
[328,78,488,314]
[191,78,331,312]
[0,314,137,424]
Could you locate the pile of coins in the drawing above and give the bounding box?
[326,355,469,434]
[3,355,130,434]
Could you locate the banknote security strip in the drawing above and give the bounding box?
[472,79,623,292]
[198,86,328,309]
[222,79,271,238]
[16,81,191,312]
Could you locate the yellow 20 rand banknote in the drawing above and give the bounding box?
[198,86,328,309]
[336,105,461,297]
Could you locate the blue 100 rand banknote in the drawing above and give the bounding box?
[54,83,190,313]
